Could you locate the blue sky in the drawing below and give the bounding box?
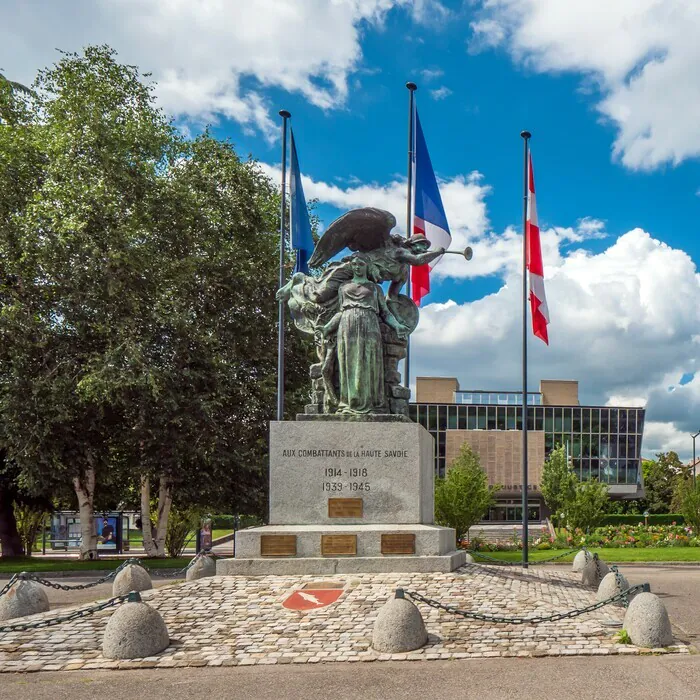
[4,0,700,459]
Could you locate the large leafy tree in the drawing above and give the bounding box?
[0,47,311,558]
[0,46,177,558]
[108,133,311,555]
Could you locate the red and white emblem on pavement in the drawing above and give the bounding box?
[283,589,343,611]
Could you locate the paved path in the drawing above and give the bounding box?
[0,564,698,698]
[1,655,699,700]
[0,564,689,673]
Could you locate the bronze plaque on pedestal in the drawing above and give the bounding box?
[321,534,357,556]
[328,498,363,518]
[381,534,416,555]
[260,535,297,557]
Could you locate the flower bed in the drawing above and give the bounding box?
[463,523,700,551]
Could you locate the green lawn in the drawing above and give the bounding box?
[469,548,700,563]
[0,556,191,574]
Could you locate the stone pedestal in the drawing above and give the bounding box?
[217,421,465,575]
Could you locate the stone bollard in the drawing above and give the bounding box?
[0,578,50,621]
[596,569,631,606]
[186,554,216,582]
[581,554,609,587]
[102,592,170,659]
[572,549,592,572]
[372,589,427,653]
[112,564,153,597]
[623,592,673,648]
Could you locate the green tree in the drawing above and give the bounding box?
[642,452,689,514]
[565,479,609,533]
[0,46,178,559]
[0,47,312,558]
[540,445,577,527]
[674,478,700,533]
[109,132,311,555]
[435,444,500,545]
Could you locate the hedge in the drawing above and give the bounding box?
[600,514,685,526]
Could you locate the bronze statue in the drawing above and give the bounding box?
[277,207,461,420]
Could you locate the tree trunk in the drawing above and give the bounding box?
[141,475,172,558]
[0,487,24,557]
[73,467,98,560]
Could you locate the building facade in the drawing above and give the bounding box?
[410,377,645,523]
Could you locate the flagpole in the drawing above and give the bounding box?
[520,129,531,569]
[404,81,417,389]
[277,109,291,422]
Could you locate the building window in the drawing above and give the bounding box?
[487,406,497,430]
[619,409,628,433]
[497,407,506,430]
[544,408,554,432]
[448,405,457,429]
[563,408,572,432]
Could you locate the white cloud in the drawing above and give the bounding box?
[0,0,425,140]
[257,162,492,244]
[421,68,444,81]
[430,86,453,100]
[641,421,695,460]
[469,0,700,170]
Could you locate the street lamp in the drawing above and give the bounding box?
[692,431,700,486]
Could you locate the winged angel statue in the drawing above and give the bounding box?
[277,207,448,420]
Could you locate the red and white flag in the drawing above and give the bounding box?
[526,154,549,344]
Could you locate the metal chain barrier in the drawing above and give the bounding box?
[610,565,630,608]
[0,559,143,599]
[0,592,137,634]
[402,582,650,625]
[466,546,585,566]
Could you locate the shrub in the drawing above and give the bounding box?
[165,507,200,558]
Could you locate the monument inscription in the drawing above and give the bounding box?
[381,533,416,555]
[321,535,357,556]
[328,498,364,518]
[260,535,297,557]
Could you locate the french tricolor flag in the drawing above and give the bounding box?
[411,109,451,306]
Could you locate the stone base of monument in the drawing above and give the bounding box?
[218,420,466,575]
[217,523,465,575]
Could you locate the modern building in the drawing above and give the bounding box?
[410,377,645,523]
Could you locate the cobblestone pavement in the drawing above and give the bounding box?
[0,564,689,672]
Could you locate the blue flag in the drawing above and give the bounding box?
[290,130,314,273]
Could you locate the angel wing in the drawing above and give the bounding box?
[308,208,396,268]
